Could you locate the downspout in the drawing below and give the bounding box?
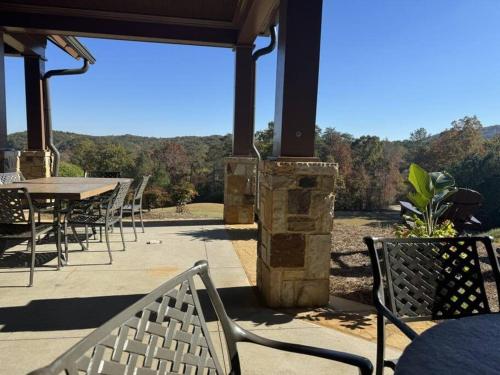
[251,26,277,216]
[42,59,89,176]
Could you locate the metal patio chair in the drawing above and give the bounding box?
[0,187,57,286]
[65,180,131,263]
[30,260,373,375]
[364,236,500,375]
[0,171,57,222]
[0,171,25,184]
[86,171,121,178]
[122,175,150,241]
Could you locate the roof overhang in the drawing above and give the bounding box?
[0,0,279,48]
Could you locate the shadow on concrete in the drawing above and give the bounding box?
[0,251,58,269]
[0,285,293,332]
[178,227,257,242]
[132,219,225,228]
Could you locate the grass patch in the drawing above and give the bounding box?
[142,203,223,220]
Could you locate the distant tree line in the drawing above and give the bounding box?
[7,115,500,228]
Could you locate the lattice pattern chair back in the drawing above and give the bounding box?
[369,237,500,321]
[109,180,132,215]
[0,171,25,184]
[134,175,151,201]
[0,188,30,224]
[30,261,225,375]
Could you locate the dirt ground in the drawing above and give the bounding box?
[330,211,397,305]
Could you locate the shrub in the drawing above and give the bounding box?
[169,182,198,213]
[395,215,457,238]
[143,188,170,210]
[400,163,457,237]
[59,161,84,177]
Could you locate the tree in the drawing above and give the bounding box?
[70,139,97,175]
[426,116,485,170]
[153,141,190,185]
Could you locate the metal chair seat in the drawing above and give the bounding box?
[0,223,52,238]
[68,213,119,226]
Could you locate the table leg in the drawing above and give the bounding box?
[54,198,66,267]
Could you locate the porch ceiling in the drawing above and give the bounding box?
[0,0,280,47]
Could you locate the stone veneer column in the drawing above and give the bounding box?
[223,157,256,224]
[257,160,338,307]
[20,150,51,179]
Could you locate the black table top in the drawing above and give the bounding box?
[395,314,500,375]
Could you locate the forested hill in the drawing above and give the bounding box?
[7,124,500,152]
[482,124,500,139]
[7,130,232,155]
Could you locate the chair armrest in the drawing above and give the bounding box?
[234,325,373,375]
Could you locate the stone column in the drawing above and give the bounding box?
[223,156,256,224]
[20,150,51,179]
[257,160,337,307]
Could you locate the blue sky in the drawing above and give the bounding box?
[5,0,500,140]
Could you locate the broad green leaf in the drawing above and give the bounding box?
[429,171,455,192]
[408,163,433,199]
[408,191,429,211]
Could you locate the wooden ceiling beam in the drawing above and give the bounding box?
[237,0,279,45]
[0,8,238,47]
[2,32,46,57]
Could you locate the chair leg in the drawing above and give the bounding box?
[131,211,137,241]
[71,225,86,251]
[104,225,113,264]
[376,314,387,375]
[28,239,36,287]
[119,219,126,251]
[139,207,145,233]
[84,225,90,250]
[63,219,69,262]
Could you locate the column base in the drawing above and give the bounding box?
[20,150,51,179]
[257,159,338,307]
[223,157,256,224]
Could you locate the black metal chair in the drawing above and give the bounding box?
[86,171,121,178]
[0,187,57,286]
[29,260,373,375]
[65,181,131,263]
[0,171,25,184]
[122,175,150,241]
[364,236,500,375]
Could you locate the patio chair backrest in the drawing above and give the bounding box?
[29,261,234,375]
[0,171,25,184]
[109,180,132,214]
[87,171,121,178]
[0,187,32,224]
[133,175,151,201]
[365,236,500,321]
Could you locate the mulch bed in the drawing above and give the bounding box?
[330,221,393,305]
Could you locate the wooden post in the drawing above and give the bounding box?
[272,0,323,158]
[232,45,255,156]
[24,55,46,150]
[0,32,7,149]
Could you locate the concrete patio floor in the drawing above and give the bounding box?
[0,219,399,374]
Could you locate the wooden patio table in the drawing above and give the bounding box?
[2,177,132,266]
